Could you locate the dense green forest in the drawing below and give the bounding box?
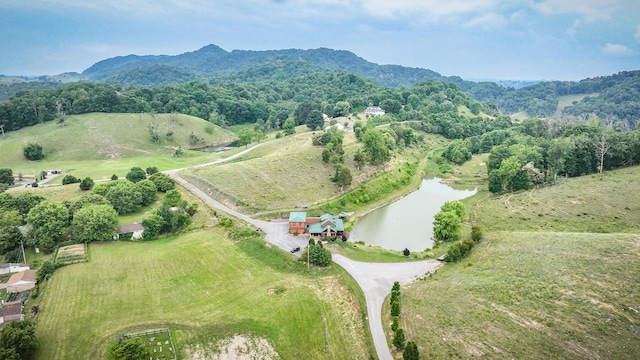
[1,45,638,128]
[0,73,492,134]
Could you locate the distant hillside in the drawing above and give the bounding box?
[82,44,452,88]
[0,112,237,179]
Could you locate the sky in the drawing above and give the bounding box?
[1,0,639,81]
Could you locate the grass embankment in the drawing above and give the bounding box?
[397,165,640,359]
[0,112,237,182]
[34,229,372,360]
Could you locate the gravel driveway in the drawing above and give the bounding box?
[166,144,439,360]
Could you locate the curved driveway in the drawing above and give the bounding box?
[166,144,440,360]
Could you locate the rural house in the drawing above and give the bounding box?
[116,223,145,240]
[6,269,36,293]
[364,106,385,116]
[0,263,30,275]
[288,212,307,234]
[288,212,345,237]
[0,301,24,324]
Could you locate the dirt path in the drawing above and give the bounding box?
[165,143,436,360]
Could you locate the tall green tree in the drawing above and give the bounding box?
[282,118,296,135]
[71,204,118,242]
[332,165,352,191]
[403,341,420,360]
[393,328,406,349]
[23,142,44,160]
[0,168,14,185]
[104,180,143,214]
[433,210,462,242]
[26,200,69,253]
[0,320,38,359]
[362,127,391,165]
[125,167,147,183]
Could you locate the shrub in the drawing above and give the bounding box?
[79,177,94,190]
[111,174,118,180]
[391,316,399,331]
[391,299,401,317]
[23,142,44,160]
[146,167,159,175]
[62,175,80,185]
[37,260,56,283]
[471,225,483,242]
[393,328,405,349]
[125,167,147,183]
[403,341,420,360]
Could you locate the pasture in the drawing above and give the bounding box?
[396,231,640,360]
[34,229,372,360]
[465,166,640,233]
[0,112,237,182]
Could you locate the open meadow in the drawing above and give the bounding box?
[183,129,376,213]
[396,232,640,359]
[0,112,236,182]
[395,164,640,359]
[466,166,640,233]
[34,229,372,360]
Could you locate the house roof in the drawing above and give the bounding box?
[117,223,145,234]
[7,270,36,285]
[0,301,22,317]
[289,212,307,223]
[308,214,344,234]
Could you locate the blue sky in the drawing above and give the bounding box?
[1,0,639,80]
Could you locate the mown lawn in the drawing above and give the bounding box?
[396,231,640,360]
[34,229,371,360]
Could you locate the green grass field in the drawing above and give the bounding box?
[0,112,237,182]
[34,229,372,360]
[183,129,378,213]
[395,231,640,359]
[395,164,640,359]
[466,166,640,233]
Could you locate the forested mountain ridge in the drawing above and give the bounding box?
[81,44,449,88]
[1,44,638,127]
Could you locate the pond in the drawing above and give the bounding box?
[348,177,477,252]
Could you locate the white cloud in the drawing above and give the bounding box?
[359,0,496,19]
[463,12,507,29]
[602,43,632,55]
[635,25,640,42]
[532,0,626,21]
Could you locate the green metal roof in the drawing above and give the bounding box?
[289,212,307,222]
[308,215,344,234]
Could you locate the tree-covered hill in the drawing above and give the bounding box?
[2,44,638,128]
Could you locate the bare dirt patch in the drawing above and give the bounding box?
[184,335,280,360]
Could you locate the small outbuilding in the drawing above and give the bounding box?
[116,224,145,240]
[0,301,24,324]
[6,269,36,293]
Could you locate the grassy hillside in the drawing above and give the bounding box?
[397,165,640,359]
[183,124,449,215]
[0,112,237,181]
[184,127,380,213]
[34,229,371,360]
[466,166,640,233]
[397,232,640,360]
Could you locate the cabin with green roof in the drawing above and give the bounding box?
[288,212,307,234]
[288,212,344,237]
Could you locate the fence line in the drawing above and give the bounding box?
[121,328,177,360]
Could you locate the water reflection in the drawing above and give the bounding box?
[349,177,477,251]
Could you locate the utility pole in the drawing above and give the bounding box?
[307,242,310,272]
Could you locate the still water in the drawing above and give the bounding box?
[349,177,477,251]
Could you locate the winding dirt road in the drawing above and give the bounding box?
[166,144,439,360]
